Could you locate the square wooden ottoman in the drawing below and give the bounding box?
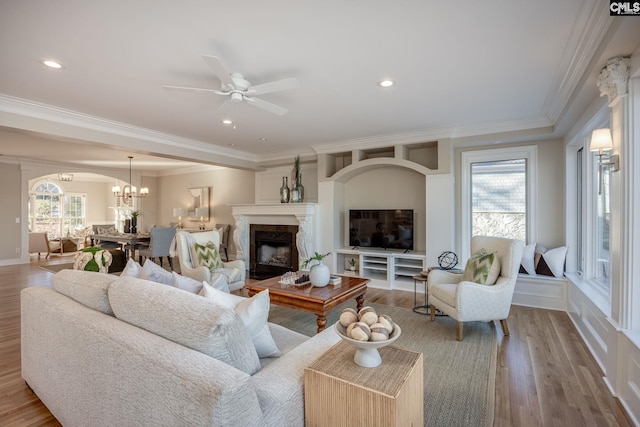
[304,340,423,427]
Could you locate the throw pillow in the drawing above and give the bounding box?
[536,246,568,278]
[172,272,204,294]
[519,243,537,275]
[96,226,116,235]
[200,283,281,358]
[109,277,261,375]
[139,259,174,285]
[462,249,501,285]
[192,241,225,270]
[120,258,142,277]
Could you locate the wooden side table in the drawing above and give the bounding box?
[304,341,423,427]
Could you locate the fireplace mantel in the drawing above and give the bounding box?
[231,203,319,269]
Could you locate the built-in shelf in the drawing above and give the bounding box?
[334,248,425,291]
[320,140,445,179]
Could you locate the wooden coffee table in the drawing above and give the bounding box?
[244,275,368,333]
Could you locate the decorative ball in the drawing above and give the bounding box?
[339,308,359,327]
[348,322,371,341]
[369,323,390,341]
[358,306,378,325]
[438,251,459,270]
[377,314,394,334]
[346,322,357,337]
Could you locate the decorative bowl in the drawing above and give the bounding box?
[334,321,402,368]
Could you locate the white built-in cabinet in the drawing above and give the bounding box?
[334,249,425,291]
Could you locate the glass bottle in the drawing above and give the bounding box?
[280,176,290,203]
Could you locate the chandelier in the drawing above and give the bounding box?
[112,156,149,206]
[58,173,73,182]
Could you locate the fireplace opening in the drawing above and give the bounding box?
[250,224,299,280]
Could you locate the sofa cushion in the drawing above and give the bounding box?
[52,269,118,315]
[108,276,261,375]
[201,283,281,358]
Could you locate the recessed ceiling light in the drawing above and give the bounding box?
[222,119,233,125]
[378,79,394,88]
[42,60,63,69]
[260,137,268,142]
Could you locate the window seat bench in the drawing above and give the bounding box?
[512,273,567,311]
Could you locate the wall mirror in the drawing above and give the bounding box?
[187,187,210,221]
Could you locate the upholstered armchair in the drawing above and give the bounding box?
[175,230,246,292]
[428,235,524,341]
[138,226,177,270]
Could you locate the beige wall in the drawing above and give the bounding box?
[0,163,22,260]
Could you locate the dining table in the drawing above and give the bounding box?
[89,233,151,258]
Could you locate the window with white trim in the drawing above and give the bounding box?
[461,146,537,259]
[29,181,86,238]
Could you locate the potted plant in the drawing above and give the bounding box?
[302,252,331,287]
[348,258,357,271]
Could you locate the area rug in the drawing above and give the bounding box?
[269,301,496,427]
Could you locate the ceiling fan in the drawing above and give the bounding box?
[163,56,299,116]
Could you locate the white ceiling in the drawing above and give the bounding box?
[0,1,638,173]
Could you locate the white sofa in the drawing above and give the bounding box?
[21,270,339,427]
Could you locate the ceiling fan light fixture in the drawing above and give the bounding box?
[230,92,243,103]
[378,79,394,88]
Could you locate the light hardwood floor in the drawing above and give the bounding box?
[0,257,633,426]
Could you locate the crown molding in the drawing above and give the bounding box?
[542,2,613,123]
[0,95,262,166]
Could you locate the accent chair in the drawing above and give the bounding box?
[428,235,524,341]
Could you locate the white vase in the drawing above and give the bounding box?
[309,262,330,287]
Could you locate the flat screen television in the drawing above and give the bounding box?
[349,209,414,251]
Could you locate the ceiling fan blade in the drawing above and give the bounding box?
[162,85,219,93]
[202,56,235,90]
[248,77,300,96]
[245,97,288,116]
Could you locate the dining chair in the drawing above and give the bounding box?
[138,226,177,270]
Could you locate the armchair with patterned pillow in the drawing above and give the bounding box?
[428,235,524,341]
[174,230,246,291]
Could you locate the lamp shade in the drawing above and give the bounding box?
[173,208,187,217]
[590,128,613,152]
[195,207,208,218]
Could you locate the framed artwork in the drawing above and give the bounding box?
[187,187,210,221]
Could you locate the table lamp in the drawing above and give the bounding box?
[173,208,187,229]
[195,207,208,230]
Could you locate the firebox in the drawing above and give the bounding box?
[250,224,299,280]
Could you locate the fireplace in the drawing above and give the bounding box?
[250,224,299,280]
[231,203,319,277]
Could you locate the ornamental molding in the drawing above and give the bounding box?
[597,57,630,104]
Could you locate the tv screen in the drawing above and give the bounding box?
[349,209,414,251]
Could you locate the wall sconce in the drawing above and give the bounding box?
[112,156,149,206]
[590,128,619,195]
[173,208,187,229]
[195,207,208,230]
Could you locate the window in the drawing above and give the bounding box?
[461,146,537,259]
[30,181,86,238]
[470,159,527,241]
[570,128,611,300]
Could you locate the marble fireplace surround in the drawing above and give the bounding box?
[230,203,318,270]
